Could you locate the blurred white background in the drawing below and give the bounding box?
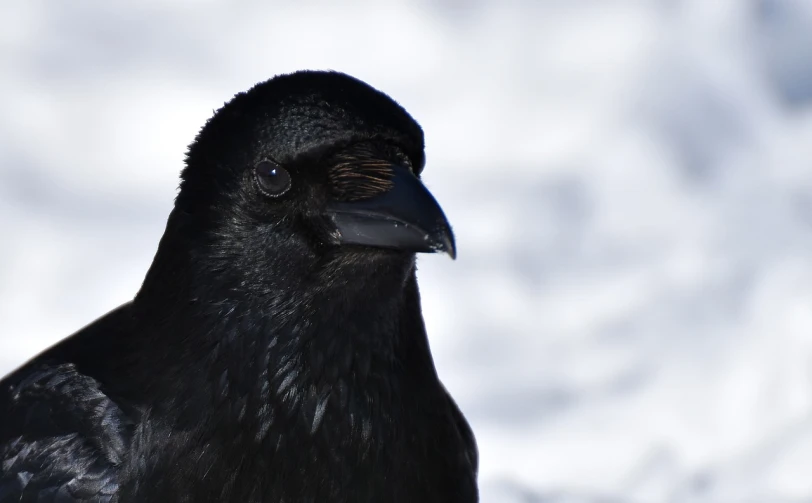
[4,1,812,501]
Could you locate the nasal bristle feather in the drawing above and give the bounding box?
[328,147,398,201]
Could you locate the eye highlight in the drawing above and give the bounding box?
[254,159,291,197]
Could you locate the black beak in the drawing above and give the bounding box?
[326,165,456,259]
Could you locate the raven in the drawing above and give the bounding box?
[0,71,478,502]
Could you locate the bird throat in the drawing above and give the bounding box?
[132,237,434,458]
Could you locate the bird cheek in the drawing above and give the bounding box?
[305,213,343,247]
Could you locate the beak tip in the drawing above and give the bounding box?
[440,231,456,260]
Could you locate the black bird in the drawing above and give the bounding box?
[0,71,478,502]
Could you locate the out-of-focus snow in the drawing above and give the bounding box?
[3,1,812,501]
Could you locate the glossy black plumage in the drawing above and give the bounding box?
[0,71,478,502]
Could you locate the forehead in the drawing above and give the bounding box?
[217,72,426,169]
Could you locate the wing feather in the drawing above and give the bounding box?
[0,363,130,502]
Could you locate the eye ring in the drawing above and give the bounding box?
[254,159,291,198]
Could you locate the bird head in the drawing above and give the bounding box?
[167,71,454,297]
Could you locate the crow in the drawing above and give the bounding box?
[0,70,478,502]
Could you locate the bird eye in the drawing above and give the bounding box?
[254,160,291,197]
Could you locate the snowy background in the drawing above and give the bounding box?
[3,0,812,501]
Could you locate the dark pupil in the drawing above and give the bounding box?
[255,160,290,196]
